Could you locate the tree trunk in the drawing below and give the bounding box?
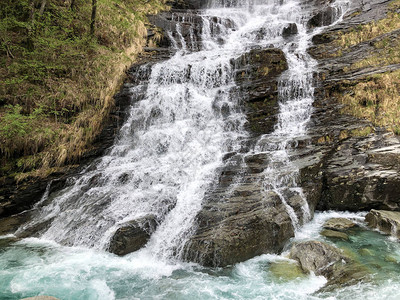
[90,0,97,35]
[70,0,75,10]
[39,0,47,16]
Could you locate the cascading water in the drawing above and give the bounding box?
[7,1,400,300]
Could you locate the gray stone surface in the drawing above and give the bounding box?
[108,215,157,256]
[365,209,400,238]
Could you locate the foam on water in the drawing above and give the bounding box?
[3,211,400,300]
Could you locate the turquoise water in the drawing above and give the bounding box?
[1,212,400,300]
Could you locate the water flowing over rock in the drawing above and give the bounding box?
[8,0,355,268]
[307,7,338,28]
[365,209,400,239]
[108,215,158,256]
[289,240,369,290]
[282,23,298,37]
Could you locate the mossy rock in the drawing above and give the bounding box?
[269,260,306,281]
[384,255,399,264]
[358,248,374,257]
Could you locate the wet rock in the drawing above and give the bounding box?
[307,7,337,28]
[167,0,209,9]
[313,131,400,212]
[232,48,288,136]
[365,209,400,239]
[282,23,298,37]
[0,211,30,236]
[323,218,357,231]
[233,48,288,102]
[108,215,157,256]
[289,241,345,275]
[321,229,349,241]
[184,191,295,267]
[289,240,369,290]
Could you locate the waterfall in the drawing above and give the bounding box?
[17,0,350,260]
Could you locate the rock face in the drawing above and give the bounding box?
[233,48,288,102]
[289,241,368,289]
[292,0,400,214]
[108,216,157,256]
[233,48,288,135]
[148,8,236,52]
[365,209,400,238]
[307,7,337,28]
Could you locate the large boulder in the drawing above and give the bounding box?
[108,215,157,256]
[365,209,400,238]
[184,190,295,267]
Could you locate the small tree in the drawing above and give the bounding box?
[90,0,97,35]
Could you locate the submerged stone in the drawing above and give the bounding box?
[384,255,399,263]
[269,260,306,281]
[358,248,374,257]
[321,229,349,241]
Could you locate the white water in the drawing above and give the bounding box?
[5,1,379,299]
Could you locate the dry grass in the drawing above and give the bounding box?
[337,70,400,134]
[327,0,400,57]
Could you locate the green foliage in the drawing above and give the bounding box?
[0,0,167,178]
[0,105,29,139]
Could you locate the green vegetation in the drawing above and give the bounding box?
[0,0,167,180]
